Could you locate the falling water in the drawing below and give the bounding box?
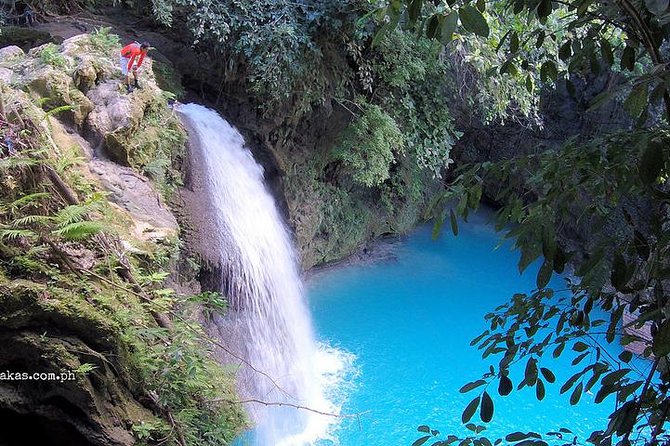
[177,103,343,445]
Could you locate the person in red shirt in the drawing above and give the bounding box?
[120,41,150,93]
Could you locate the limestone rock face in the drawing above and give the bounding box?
[0,282,154,446]
[85,75,163,166]
[89,159,179,242]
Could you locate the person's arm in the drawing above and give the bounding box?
[136,52,146,69]
[127,53,137,72]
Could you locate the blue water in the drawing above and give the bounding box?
[307,212,635,445]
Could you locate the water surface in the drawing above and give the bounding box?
[308,212,624,445]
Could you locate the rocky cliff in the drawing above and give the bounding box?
[0,32,244,446]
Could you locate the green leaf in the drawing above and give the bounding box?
[440,11,459,44]
[536,258,553,289]
[540,367,556,383]
[462,396,480,423]
[618,350,633,363]
[506,432,530,442]
[621,46,636,71]
[540,60,558,83]
[408,0,423,24]
[418,425,431,433]
[570,382,583,405]
[510,32,520,53]
[537,0,552,18]
[536,378,546,400]
[459,5,490,37]
[480,391,494,422]
[624,83,648,118]
[639,138,664,185]
[572,351,589,365]
[559,40,572,61]
[460,379,487,393]
[498,375,513,396]
[450,208,459,236]
[652,319,670,356]
[524,358,538,385]
[645,0,669,15]
[553,248,566,273]
[412,435,431,446]
[601,368,631,386]
[553,342,565,358]
[426,15,441,39]
[595,384,616,403]
[500,59,518,76]
[560,372,581,394]
[573,341,589,352]
[600,39,614,65]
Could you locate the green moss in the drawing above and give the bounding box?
[0,280,121,349]
[153,60,185,99]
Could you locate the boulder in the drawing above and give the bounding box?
[72,57,98,93]
[24,67,94,127]
[0,45,25,60]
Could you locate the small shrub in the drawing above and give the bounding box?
[38,43,67,68]
[333,103,404,187]
[89,27,120,53]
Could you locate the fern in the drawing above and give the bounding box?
[43,105,75,119]
[54,202,101,225]
[0,156,38,171]
[52,221,106,240]
[11,215,53,227]
[8,193,50,212]
[53,151,85,173]
[24,245,49,257]
[0,228,38,241]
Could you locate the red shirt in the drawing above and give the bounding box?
[120,43,147,72]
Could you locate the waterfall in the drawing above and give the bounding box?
[177,103,338,445]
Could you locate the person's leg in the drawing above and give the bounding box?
[132,69,140,89]
[120,56,132,92]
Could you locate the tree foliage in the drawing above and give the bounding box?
[367,0,670,444]
[374,0,670,125]
[333,102,404,187]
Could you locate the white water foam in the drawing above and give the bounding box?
[178,103,355,445]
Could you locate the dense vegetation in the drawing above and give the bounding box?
[3,0,670,444]
[374,1,670,445]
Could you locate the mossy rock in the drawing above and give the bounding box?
[0,280,120,352]
[0,330,157,446]
[0,26,61,52]
[25,67,94,127]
